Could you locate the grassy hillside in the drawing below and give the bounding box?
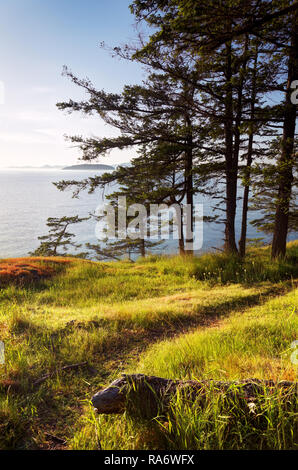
[0,242,297,450]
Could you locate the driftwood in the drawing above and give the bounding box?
[91,374,297,417]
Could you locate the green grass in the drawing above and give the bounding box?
[156,384,297,450]
[136,289,298,381]
[0,241,297,449]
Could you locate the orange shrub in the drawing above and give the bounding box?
[0,257,72,286]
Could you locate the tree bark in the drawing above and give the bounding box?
[239,43,258,258]
[271,9,298,259]
[184,112,194,255]
[140,238,146,258]
[178,210,185,255]
[224,39,239,254]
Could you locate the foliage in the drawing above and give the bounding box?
[31,216,89,257]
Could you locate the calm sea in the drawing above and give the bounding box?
[0,169,296,259]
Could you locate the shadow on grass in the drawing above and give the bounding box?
[1,280,296,449]
[42,281,296,368]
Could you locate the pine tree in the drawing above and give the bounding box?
[31,215,88,257]
[84,147,186,260]
[250,140,298,237]
[130,0,298,255]
[54,0,297,259]
[271,5,298,258]
[56,65,215,255]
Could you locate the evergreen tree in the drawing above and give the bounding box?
[130,0,298,255]
[250,140,298,237]
[31,215,88,257]
[84,146,189,259]
[56,65,216,255]
[53,0,297,259]
[271,5,298,258]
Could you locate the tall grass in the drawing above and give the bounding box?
[159,384,297,450]
[0,242,297,449]
[191,242,298,284]
[137,289,298,381]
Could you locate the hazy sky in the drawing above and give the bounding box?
[0,0,145,168]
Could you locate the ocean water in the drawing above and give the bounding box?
[0,169,296,259]
[0,169,104,258]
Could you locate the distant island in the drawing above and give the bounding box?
[63,164,114,170]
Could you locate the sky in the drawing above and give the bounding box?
[0,0,146,168]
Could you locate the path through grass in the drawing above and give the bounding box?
[0,242,297,449]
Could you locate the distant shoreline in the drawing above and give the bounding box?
[4,165,64,170]
[2,164,115,171]
[63,164,114,170]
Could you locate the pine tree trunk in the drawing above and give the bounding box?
[140,239,146,258]
[239,44,258,258]
[179,206,185,255]
[179,237,185,255]
[239,170,251,258]
[184,115,194,255]
[224,40,239,254]
[271,10,298,259]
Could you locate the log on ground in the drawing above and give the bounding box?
[91,374,297,418]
